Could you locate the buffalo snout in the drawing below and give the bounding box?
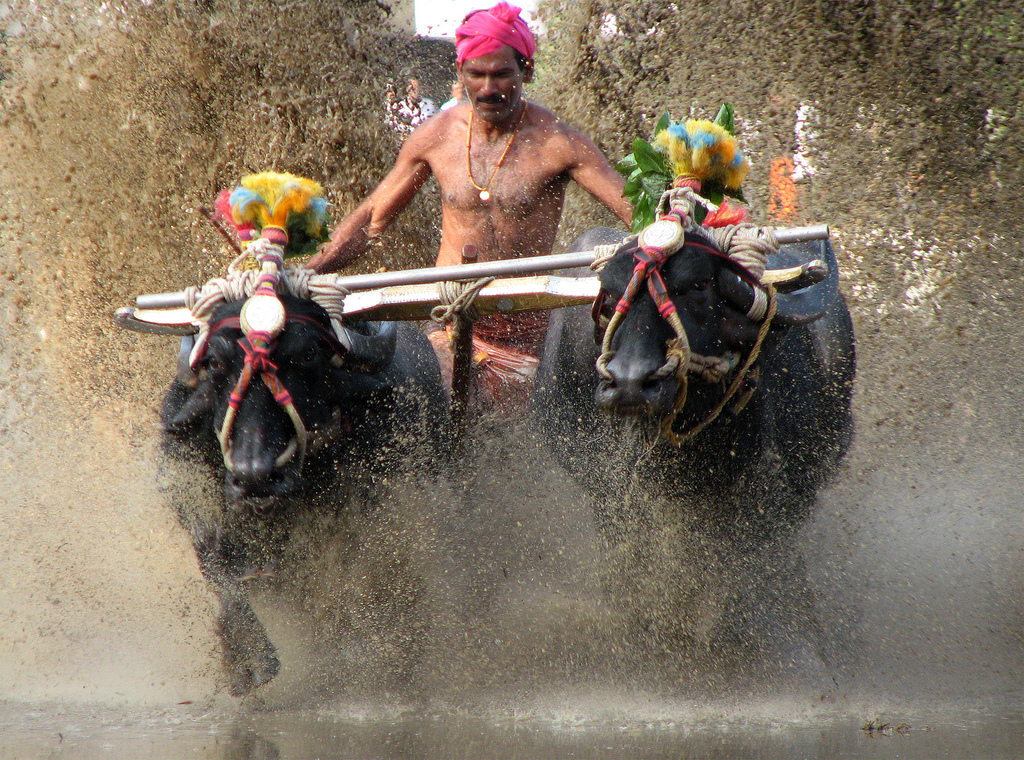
[224,414,303,504]
[596,354,678,417]
[225,460,293,503]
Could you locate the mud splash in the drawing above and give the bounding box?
[0,0,1020,719]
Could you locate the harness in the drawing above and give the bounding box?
[199,310,349,472]
[185,225,352,471]
[594,210,777,445]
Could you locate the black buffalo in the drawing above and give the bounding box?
[160,295,448,696]
[535,227,856,683]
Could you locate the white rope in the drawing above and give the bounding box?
[658,185,706,221]
[282,267,351,350]
[703,223,778,282]
[429,277,496,324]
[183,254,352,366]
[590,237,636,273]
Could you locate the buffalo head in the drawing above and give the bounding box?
[162,295,398,508]
[592,228,840,431]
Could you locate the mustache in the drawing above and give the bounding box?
[476,94,508,104]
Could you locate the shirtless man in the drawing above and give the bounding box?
[307,2,632,402]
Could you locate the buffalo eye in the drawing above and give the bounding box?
[208,357,226,376]
[299,342,320,367]
[202,335,235,377]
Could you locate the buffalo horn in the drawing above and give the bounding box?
[341,320,397,373]
[166,382,215,432]
[718,238,839,328]
[772,238,840,327]
[177,335,199,387]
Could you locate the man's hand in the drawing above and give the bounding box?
[306,205,376,273]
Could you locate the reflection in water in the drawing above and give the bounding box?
[1,705,1021,760]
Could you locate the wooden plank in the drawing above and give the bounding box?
[116,276,601,335]
[341,274,600,321]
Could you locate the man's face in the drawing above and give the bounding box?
[457,45,534,125]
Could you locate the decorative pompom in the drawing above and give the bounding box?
[213,188,257,241]
[617,105,750,232]
[703,199,749,227]
[653,120,749,190]
[226,172,330,257]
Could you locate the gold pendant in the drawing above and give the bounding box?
[479,190,490,202]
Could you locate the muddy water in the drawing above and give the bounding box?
[0,703,1020,759]
[0,0,1021,757]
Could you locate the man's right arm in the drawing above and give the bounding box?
[307,130,435,273]
[564,128,633,227]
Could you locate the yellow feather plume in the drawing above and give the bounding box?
[654,120,749,190]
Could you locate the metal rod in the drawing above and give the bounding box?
[774,224,830,244]
[135,224,830,310]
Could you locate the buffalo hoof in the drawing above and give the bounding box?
[218,603,280,696]
[224,640,280,697]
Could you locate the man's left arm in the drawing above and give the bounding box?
[566,129,633,227]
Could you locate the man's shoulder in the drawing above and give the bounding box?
[526,103,591,142]
[402,106,465,152]
[525,103,600,158]
[526,102,569,130]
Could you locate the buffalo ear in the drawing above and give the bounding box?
[165,382,216,434]
[177,335,199,388]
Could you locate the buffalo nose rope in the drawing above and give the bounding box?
[195,173,332,473]
[215,238,310,472]
[595,180,778,446]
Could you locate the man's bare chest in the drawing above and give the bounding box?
[430,138,570,212]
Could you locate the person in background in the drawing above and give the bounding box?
[386,78,437,134]
[441,80,465,111]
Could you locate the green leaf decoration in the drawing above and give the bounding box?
[714,103,735,136]
[620,103,746,231]
[618,134,672,231]
[641,175,669,206]
[622,167,643,197]
[632,195,653,233]
[653,110,672,136]
[615,153,638,177]
[703,188,725,207]
[632,138,668,175]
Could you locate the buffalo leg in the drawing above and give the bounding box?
[216,583,280,696]
[194,524,280,696]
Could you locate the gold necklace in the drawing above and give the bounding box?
[466,102,527,202]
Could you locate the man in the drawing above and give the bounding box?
[440,80,465,111]
[386,78,437,135]
[308,2,632,406]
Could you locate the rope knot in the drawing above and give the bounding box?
[239,332,277,374]
[430,277,495,325]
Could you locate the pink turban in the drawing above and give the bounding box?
[455,3,536,65]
